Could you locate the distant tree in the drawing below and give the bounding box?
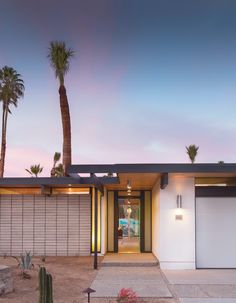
[186,145,199,163]
[25,164,43,178]
[0,66,24,177]
[54,163,64,177]
[218,161,224,164]
[51,152,61,177]
[48,41,75,175]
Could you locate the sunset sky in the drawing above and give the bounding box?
[1,0,236,176]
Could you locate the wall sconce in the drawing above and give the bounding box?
[175,194,183,220]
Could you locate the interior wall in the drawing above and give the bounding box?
[159,175,195,269]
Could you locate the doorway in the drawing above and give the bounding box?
[118,198,140,253]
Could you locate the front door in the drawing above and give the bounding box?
[118,198,140,253]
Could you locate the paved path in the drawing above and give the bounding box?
[180,299,236,303]
[102,253,159,267]
[163,270,236,303]
[91,267,173,298]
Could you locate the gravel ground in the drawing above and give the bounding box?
[0,256,176,303]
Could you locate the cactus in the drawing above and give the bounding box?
[39,267,46,303]
[39,267,53,303]
[46,274,53,303]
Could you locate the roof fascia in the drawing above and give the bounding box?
[68,163,236,174]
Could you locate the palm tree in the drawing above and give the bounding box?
[48,41,74,175]
[186,144,199,163]
[0,66,24,177]
[54,163,64,177]
[51,152,61,177]
[25,164,43,177]
[51,152,64,177]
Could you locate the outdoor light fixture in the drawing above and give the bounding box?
[127,207,132,215]
[82,287,96,303]
[127,180,132,189]
[175,194,183,220]
[127,180,132,196]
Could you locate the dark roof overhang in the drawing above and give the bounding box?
[68,163,236,174]
[0,176,119,195]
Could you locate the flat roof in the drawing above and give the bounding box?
[0,163,236,190]
[0,176,119,188]
[68,163,236,174]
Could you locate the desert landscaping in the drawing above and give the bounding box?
[0,256,175,303]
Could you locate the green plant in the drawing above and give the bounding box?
[186,144,199,163]
[54,163,64,177]
[0,66,24,177]
[25,164,43,177]
[51,152,64,177]
[13,251,34,278]
[39,266,53,303]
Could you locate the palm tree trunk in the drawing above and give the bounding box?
[59,85,72,175]
[0,104,8,177]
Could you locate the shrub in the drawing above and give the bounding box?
[117,288,138,303]
[13,251,34,279]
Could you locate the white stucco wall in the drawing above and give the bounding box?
[152,174,195,270]
[101,188,107,255]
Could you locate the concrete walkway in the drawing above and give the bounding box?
[91,266,173,298]
[163,270,236,303]
[102,253,159,267]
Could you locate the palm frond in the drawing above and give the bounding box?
[186,144,199,163]
[48,41,75,85]
[0,66,25,110]
[54,163,64,177]
[53,152,61,163]
[25,164,43,177]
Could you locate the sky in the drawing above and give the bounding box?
[1,0,236,176]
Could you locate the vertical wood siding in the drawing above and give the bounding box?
[0,194,91,256]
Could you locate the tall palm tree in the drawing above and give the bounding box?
[25,164,43,178]
[48,41,74,175]
[0,66,24,177]
[186,144,199,163]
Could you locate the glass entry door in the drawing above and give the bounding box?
[118,198,140,253]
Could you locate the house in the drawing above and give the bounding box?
[0,163,236,270]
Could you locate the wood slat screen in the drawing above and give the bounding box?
[0,194,91,256]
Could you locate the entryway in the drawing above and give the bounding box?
[118,198,140,253]
[107,190,152,253]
